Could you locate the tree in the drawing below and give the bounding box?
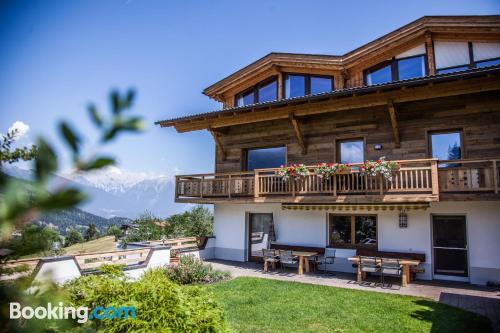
[85,223,98,241]
[123,211,164,243]
[166,205,213,238]
[447,142,461,160]
[65,228,83,247]
[107,225,123,241]
[7,224,61,257]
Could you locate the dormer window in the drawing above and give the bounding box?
[235,77,278,107]
[365,44,427,85]
[284,74,333,98]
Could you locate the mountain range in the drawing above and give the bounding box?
[4,166,188,219]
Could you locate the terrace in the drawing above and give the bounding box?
[175,158,500,204]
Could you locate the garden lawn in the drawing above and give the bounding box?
[208,277,492,333]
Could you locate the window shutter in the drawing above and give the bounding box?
[395,44,426,59]
[472,42,500,62]
[434,41,469,69]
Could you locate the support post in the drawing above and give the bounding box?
[289,114,307,154]
[254,171,260,198]
[387,100,401,148]
[208,126,226,160]
[425,32,436,76]
[228,174,232,198]
[493,160,498,194]
[431,160,439,195]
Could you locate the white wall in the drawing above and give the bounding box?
[213,201,500,284]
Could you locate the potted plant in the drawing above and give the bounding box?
[275,164,309,180]
[361,156,400,180]
[313,163,351,180]
[170,249,180,266]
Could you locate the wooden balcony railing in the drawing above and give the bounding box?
[175,158,500,202]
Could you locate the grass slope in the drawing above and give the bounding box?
[209,277,492,333]
[64,236,116,255]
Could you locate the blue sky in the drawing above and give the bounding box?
[1,0,499,179]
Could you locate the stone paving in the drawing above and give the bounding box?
[207,259,500,332]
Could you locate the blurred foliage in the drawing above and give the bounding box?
[106,225,123,242]
[0,89,144,333]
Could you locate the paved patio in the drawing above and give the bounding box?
[207,259,500,332]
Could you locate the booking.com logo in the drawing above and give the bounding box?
[10,302,136,323]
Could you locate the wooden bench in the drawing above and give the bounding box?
[270,244,325,255]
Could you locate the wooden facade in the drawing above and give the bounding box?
[157,16,500,204]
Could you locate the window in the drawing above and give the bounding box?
[397,55,426,80]
[245,146,286,171]
[476,58,500,68]
[284,74,333,98]
[329,215,377,247]
[437,66,469,74]
[235,77,278,107]
[429,131,462,161]
[365,63,392,85]
[258,80,277,103]
[236,91,254,107]
[365,55,426,85]
[337,139,364,164]
[285,75,306,98]
[310,76,333,95]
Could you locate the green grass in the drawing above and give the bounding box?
[208,277,492,333]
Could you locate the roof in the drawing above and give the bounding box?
[156,65,500,129]
[202,15,500,100]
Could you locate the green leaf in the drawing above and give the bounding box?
[110,90,120,115]
[124,89,135,109]
[59,121,81,155]
[34,138,57,183]
[88,103,103,127]
[119,117,144,132]
[79,157,115,171]
[37,188,87,210]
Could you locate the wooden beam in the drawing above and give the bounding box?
[173,75,500,132]
[387,100,401,148]
[289,114,306,154]
[208,126,226,160]
[425,32,436,75]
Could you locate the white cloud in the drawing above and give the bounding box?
[7,121,30,141]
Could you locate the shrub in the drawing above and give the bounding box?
[65,268,229,332]
[166,255,230,285]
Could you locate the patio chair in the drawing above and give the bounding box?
[279,250,298,273]
[380,258,402,287]
[359,256,380,283]
[310,248,336,275]
[262,249,279,272]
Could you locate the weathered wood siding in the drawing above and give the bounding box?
[215,91,500,173]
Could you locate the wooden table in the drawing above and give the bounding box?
[348,257,420,287]
[293,251,319,275]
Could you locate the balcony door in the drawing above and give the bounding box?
[432,215,469,281]
[247,213,274,261]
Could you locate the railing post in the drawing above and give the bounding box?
[200,176,204,198]
[493,160,498,194]
[379,175,384,195]
[254,171,259,198]
[175,176,179,200]
[431,160,439,195]
[292,178,296,197]
[333,175,337,196]
[228,174,232,198]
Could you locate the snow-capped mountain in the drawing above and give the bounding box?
[3,166,188,219]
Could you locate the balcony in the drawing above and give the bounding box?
[175,158,500,204]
